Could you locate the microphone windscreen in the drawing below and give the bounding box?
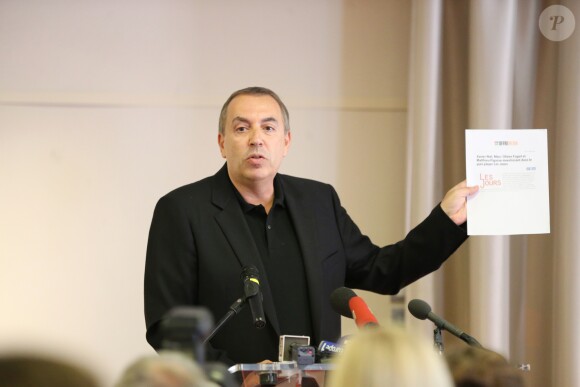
[407,299,431,320]
[241,265,259,279]
[330,287,357,318]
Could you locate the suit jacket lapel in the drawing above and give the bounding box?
[282,177,325,344]
[210,165,281,336]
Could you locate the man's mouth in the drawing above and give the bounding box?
[247,153,266,160]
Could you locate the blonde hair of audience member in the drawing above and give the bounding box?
[326,325,454,387]
[115,350,216,387]
[446,346,525,387]
[0,354,99,387]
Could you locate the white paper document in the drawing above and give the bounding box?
[465,129,550,235]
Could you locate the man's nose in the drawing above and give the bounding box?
[249,129,264,146]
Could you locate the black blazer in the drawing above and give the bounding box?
[144,164,467,365]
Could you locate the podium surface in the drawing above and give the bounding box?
[229,361,334,386]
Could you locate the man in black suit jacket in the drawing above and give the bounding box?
[144,87,478,365]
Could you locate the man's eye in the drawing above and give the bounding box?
[264,126,275,132]
[235,127,248,132]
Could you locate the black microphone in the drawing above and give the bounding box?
[241,266,266,329]
[330,287,379,328]
[408,299,482,348]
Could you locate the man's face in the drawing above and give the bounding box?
[218,94,291,187]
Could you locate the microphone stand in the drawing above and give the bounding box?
[433,327,444,354]
[203,296,247,345]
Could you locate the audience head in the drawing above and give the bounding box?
[115,350,215,387]
[0,353,99,387]
[446,346,525,387]
[326,325,454,387]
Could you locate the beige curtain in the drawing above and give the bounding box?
[405,1,580,386]
[404,0,445,336]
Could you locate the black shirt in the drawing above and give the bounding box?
[233,176,314,339]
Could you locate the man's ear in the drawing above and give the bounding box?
[218,133,226,158]
[283,131,292,156]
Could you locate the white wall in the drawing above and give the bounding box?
[0,1,411,384]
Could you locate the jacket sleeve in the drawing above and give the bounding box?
[331,187,468,294]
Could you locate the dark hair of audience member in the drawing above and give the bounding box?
[446,346,525,387]
[0,354,100,387]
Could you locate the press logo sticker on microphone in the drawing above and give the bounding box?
[318,341,343,354]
